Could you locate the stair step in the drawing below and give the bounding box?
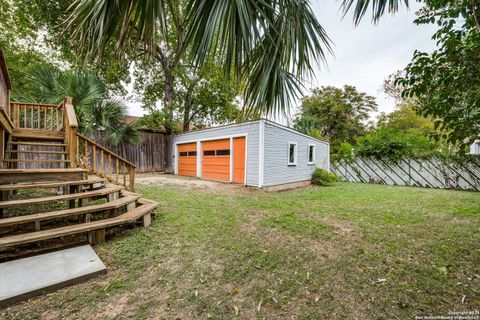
[0,186,123,209]
[9,142,66,147]
[6,150,67,155]
[0,169,86,184]
[0,200,158,249]
[12,129,65,141]
[0,195,140,227]
[0,177,105,191]
[3,159,70,163]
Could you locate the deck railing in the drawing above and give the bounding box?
[11,102,64,130]
[6,97,136,191]
[76,133,136,191]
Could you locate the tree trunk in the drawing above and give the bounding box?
[162,72,175,134]
[183,108,190,132]
[158,50,175,135]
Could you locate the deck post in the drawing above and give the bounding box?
[142,213,151,228]
[129,166,135,192]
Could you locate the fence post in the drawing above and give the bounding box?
[408,159,411,186]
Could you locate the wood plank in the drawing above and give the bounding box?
[0,170,85,184]
[12,128,65,140]
[9,142,66,147]
[9,101,57,107]
[0,200,158,248]
[6,150,67,155]
[0,168,86,174]
[3,159,71,163]
[0,185,123,208]
[0,177,104,191]
[0,195,140,227]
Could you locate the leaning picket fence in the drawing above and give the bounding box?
[331,156,480,191]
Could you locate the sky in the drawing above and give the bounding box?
[125,1,438,120]
[308,0,437,117]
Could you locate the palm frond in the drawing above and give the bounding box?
[341,0,409,25]
[66,0,332,117]
[186,0,332,116]
[66,0,168,58]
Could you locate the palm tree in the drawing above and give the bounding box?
[15,65,140,146]
[65,0,408,118]
[65,0,331,118]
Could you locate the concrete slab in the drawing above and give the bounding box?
[0,245,106,307]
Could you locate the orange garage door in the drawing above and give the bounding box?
[233,137,246,184]
[202,139,230,181]
[178,143,197,177]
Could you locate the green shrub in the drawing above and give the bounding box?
[311,168,338,186]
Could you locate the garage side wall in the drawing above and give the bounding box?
[263,123,330,187]
[173,121,261,186]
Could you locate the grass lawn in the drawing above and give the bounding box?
[2,182,480,319]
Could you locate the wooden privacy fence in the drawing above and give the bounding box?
[106,132,172,173]
[331,156,480,191]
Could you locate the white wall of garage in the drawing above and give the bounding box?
[263,122,330,187]
[173,119,330,188]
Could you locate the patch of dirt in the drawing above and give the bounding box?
[241,211,360,261]
[136,173,249,194]
[100,294,129,318]
[321,218,357,238]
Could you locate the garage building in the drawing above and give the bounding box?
[173,119,330,189]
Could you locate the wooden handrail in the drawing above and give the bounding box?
[76,133,136,191]
[10,101,58,107]
[76,133,136,168]
[64,103,78,128]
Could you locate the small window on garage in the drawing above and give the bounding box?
[216,149,230,156]
[308,144,315,164]
[203,150,215,156]
[288,142,297,165]
[179,151,188,157]
[188,151,197,156]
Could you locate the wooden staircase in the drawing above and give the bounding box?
[4,129,69,169]
[0,97,158,258]
[0,176,157,250]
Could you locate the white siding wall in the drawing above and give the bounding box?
[173,121,261,186]
[470,140,480,154]
[262,122,330,187]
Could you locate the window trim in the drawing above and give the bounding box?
[308,143,316,164]
[288,141,297,166]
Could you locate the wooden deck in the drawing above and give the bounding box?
[0,50,158,260]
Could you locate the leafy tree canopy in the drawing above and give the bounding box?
[335,72,449,161]
[294,85,377,151]
[397,0,480,151]
[1,0,242,134]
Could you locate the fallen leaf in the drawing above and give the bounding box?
[438,266,448,276]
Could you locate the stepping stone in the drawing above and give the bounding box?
[0,245,106,307]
